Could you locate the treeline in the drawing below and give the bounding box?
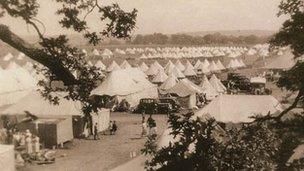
[131,33,271,45]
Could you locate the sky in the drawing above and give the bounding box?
[0,0,287,36]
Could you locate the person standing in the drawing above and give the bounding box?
[32,135,40,153]
[25,134,32,154]
[141,118,147,137]
[147,116,157,135]
[108,121,113,135]
[112,121,117,135]
[94,123,99,140]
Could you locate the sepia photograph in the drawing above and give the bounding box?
[0,0,303,170]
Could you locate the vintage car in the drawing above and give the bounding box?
[134,97,181,114]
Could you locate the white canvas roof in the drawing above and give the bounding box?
[197,62,210,74]
[107,61,121,72]
[152,69,168,83]
[200,75,218,100]
[185,60,194,69]
[264,51,295,69]
[139,62,149,72]
[95,60,106,70]
[17,53,25,60]
[203,59,210,67]
[170,67,185,79]
[146,63,163,76]
[163,79,203,97]
[208,61,220,72]
[209,74,226,93]
[194,59,201,69]
[120,60,132,69]
[164,60,174,69]
[195,95,283,123]
[3,53,13,61]
[91,68,155,96]
[91,68,158,107]
[92,49,100,56]
[159,73,178,91]
[153,61,163,70]
[175,60,185,71]
[226,59,238,69]
[216,60,226,70]
[183,64,197,77]
[6,61,20,70]
[2,91,83,116]
[164,61,176,74]
[0,145,14,171]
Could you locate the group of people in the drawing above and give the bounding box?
[93,120,118,140]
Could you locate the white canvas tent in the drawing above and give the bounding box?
[175,60,185,71]
[0,145,15,171]
[95,60,106,70]
[159,73,178,91]
[161,79,203,109]
[194,59,201,69]
[209,74,226,93]
[164,61,176,74]
[3,53,13,61]
[216,60,226,70]
[139,62,149,72]
[107,61,121,72]
[0,65,38,107]
[200,75,219,100]
[195,95,283,123]
[91,68,158,107]
[197,62,210,74]
[185,60,194,69]
[2,91,83,116]
[152,69,168,84]
[168,67,185,79]
[208,61,220,72]
[92,49,100,56]
[120,60,132,69]
[183,64,197,77]
[146,63,163,76]
[264,51,295,70]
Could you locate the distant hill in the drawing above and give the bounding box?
[178,30,276,37]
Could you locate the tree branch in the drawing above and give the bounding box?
[0,24,78,86]
[275,89,303,121]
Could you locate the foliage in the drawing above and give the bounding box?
[0,0,137,114]
[132,33,269,45]
[268,0,304,121]
[142,112,292,170]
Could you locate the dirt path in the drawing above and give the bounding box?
[21,113,168,171]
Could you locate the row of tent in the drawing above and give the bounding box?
[89,58,246,75]
[90,66,227,109]
[159,74,226,100]
[2,43,287,64]
[69,44,273,59]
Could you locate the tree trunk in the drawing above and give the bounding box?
[0,24,77,85]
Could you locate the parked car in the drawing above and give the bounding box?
[134,98,158,114]
[134,97,181,114]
